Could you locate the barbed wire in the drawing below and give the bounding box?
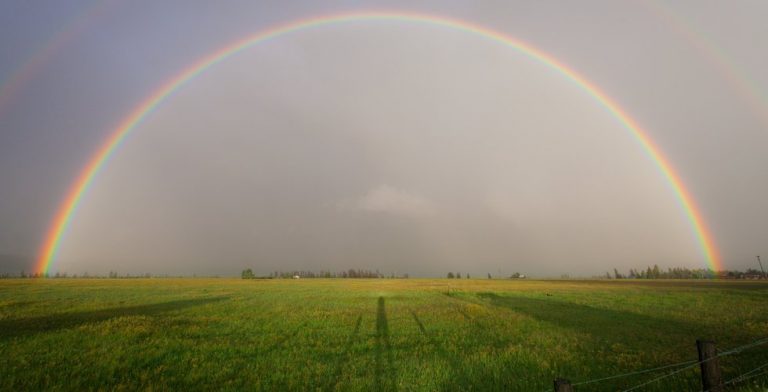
[618,337,768,392]
[725,369,768,385]
[572,359,699,387]
[619,360,702,392]
[702,361,768,392]
[718,337,768,356]
[557,336,768,391]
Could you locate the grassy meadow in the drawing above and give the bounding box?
[1,278,767,391]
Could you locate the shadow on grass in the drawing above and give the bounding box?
[475,293,705,347]
[375,297,397,392]
[546,279,768,291]
[0,300,38,309]
[0,296,229,339]
[437,293,710,390]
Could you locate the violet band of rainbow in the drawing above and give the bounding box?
[35,11,721,274]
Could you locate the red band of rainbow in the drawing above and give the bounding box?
[35,11,721,274]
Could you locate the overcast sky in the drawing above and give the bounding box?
[1,1,767,277]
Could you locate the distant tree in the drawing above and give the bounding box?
[456,272,461,279]
[241,269,254,279]
[487,273,492,279]
[466,273,470,279]
[447,272,454,279]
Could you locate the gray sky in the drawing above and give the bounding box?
[1,1,767,277]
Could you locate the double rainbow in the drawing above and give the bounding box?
[35,11,721,274]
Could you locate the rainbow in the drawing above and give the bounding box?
[35,11,721,274]
[640,2,768,128]
[0,0,120,118]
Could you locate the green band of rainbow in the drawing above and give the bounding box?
[35,11,721,274]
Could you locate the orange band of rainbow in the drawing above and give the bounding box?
[35,11,721,274]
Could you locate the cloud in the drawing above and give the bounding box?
[340,185,436,216]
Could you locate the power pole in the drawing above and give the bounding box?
[758,256,765,277]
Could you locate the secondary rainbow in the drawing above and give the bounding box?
[35,11,722,274]
[640,2,768,128]
[0,0,120,118]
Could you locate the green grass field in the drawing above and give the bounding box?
[1,278,767,391]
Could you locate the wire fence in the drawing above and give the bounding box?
[709,361,768,392]
[548,337,768,391]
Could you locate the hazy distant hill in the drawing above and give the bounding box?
[0,254,34,274]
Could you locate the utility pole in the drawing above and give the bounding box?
[758,256,765,277]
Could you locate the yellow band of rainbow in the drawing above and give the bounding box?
[35,11,721,274]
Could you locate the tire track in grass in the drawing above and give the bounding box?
[247,321,310,390]
[255,321,309,356]
[321,314,363,390]
[438,291,545,390]
[409,309,472,387]
[442,292,510,349]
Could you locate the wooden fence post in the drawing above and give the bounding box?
[697,339,723,392]
[553,378,573,392]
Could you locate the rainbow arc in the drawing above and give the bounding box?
[35,11,721,274]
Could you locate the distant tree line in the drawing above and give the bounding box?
[241,269,410,279]
[449,272,523,279]
[605,265,766,280]
[3,271,181,279]
[4,265,764,280]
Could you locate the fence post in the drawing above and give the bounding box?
[697,339,723,392]
[553,378,573,392]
